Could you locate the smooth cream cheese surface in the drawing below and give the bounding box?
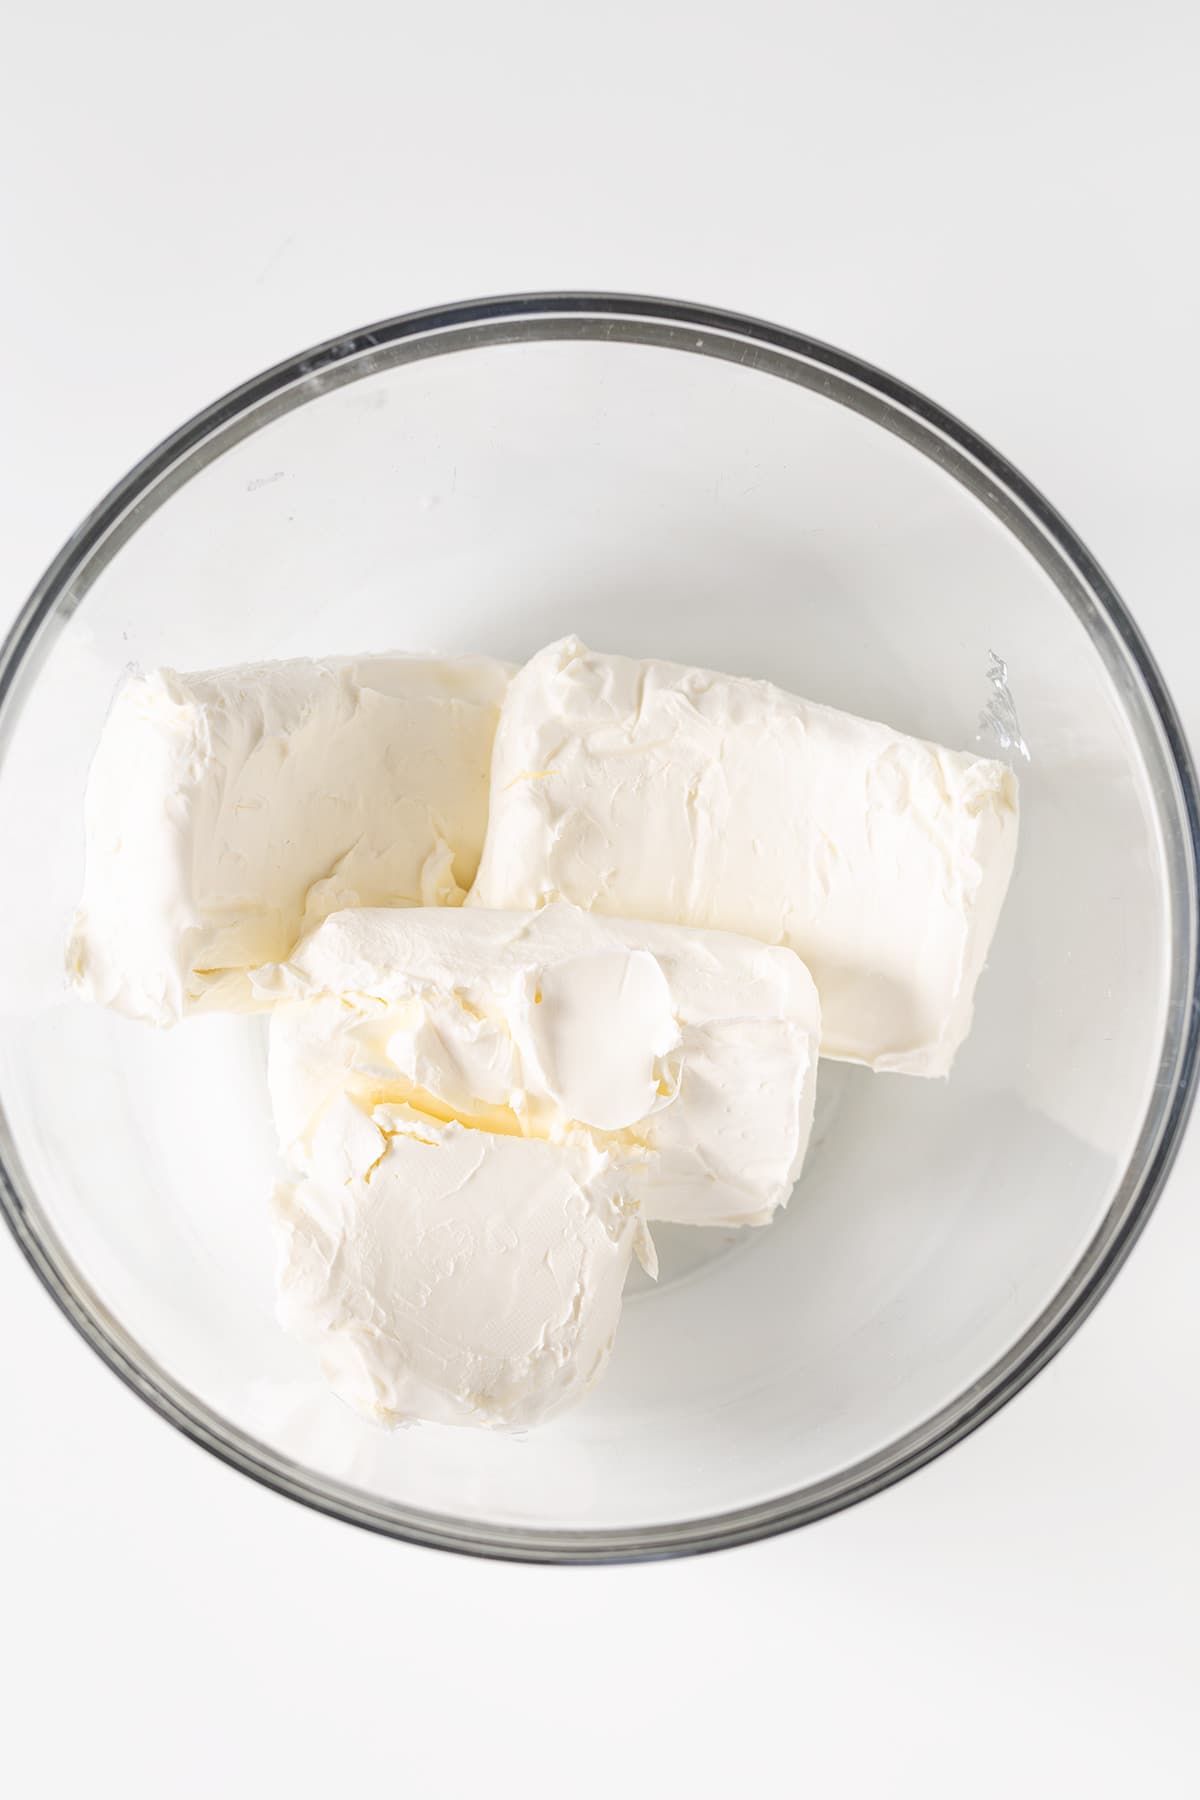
[468,636,1019,1076]
[274,1094,642,1430]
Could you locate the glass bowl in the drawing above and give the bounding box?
[1,294,1196,1563]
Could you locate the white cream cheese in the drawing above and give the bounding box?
[67,652,512,1025]
[274,1093,641,1429]
[469,637,1019,1076]
[255,902,820,1228]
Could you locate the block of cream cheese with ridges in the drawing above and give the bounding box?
[254,902,821,1228]
[468,637,1019,1076]
[273,1093,641,1430]
[67,652,512,1025]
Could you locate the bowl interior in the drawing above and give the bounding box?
[0,304,1190,1553]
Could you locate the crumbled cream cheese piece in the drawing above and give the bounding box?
[256,902,820,1228]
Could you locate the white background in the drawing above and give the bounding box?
[3,3,1198,1794]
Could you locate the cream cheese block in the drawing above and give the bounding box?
[469,636,1018,1076]
[67,651,512,1024]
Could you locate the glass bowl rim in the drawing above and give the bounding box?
[2,290,1197,1564]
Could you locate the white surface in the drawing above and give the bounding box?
[2,2,1198,1795]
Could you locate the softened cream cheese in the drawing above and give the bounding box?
[255,901,820,1230]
